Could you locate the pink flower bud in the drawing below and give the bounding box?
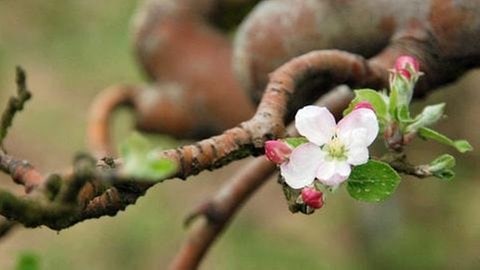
[354,101,375,112]
[301,187,324,209]
[264,140,292,164]
[394,55,420,79]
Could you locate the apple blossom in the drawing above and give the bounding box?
[280,105,379,189]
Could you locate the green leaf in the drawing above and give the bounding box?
[388,75,415,123]
[284,137,308,148]
[428,154,456,181]
[344,89,388,120]
[418,127,473,153]
[396,105,412,123]
[406,103,445,132]
[429,154,455,171]
[433,169,455,181]
[391,75,413,107]
[16,252,40,270]
[120,133,177,181]
[389,85,399,116]
[347,160,401,202]
[453,140,473,153]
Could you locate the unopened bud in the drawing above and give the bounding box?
[301,187,324,209]
[394,55,420,79]
[354,101,375,112]
[265,140,292,164]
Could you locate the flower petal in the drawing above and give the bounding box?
[280,143,324,189]
[317,160,351,187]
[316,160,335,181]
[295,106,336,146]
[337,108,379,147]
[347,145,369,165]
[336,161,352,177]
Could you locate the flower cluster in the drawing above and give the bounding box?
[266,104,379,190]
[265,55,471,212]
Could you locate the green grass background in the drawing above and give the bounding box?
[1,1,480,269]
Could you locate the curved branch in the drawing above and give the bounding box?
[168,86,355,270]
[169,157,274,270]
[85,0,258,155]
[0,33,472,230]
[80,50,387,224]
[87,85,140,157]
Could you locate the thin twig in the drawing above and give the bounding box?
[0,67,31,150]
[0,217,17,240]
[387,158,432,178]
[87,85,139,157]
[0,149,43,193]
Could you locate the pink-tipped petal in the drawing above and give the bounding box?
[295,106,336,146]
[337,108,379,147]
[354,101,375,112]
[280,143,324,189]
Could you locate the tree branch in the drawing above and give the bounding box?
[87,85,140,157]
[168,86,354,270]
[0,150,43,193]
[0,49,389,229]
[79,50,388,227]
[0,216,16,240]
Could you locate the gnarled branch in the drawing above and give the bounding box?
[0,49,387,230]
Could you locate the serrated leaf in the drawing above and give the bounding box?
[284,137,308,148]
[418,127,473,153]
[120,133,177,181]
[344,89,388,120]
[347,160,401,202]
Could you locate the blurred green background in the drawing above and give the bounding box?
[1,1,480,269]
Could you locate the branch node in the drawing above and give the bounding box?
[60,153,97,204]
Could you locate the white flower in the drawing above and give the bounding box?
[280,105,379,189]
